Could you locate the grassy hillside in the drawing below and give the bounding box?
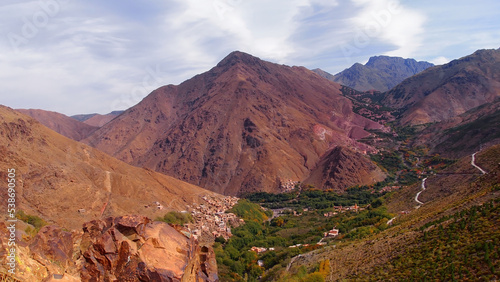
[363,199,500,280]
[281,145,500,281]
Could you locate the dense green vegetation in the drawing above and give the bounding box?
[245,185,388,210]
[371,151,405,174]
[362,199,500,281]
[16,210,47,230]
[393,125,423,142]
[422,154,456,170]
[16,210,48,238]
[156,211,193,225]
[228,199,272,222]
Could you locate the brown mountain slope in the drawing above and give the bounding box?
[304,146,385,191]
[383,48,500,125]
[0,105,220,230]
[415,98,500,158]
[83,51,384,195]
[16,108,98,141]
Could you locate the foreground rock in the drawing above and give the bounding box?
[80,215,218,281]
[0,216,218,281]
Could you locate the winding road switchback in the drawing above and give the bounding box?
[415,177,427,205]
[471,152,487,174]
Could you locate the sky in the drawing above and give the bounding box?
[1,0,499,116]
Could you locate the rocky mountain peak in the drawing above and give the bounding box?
[322,56,434,92]
[216,50,262,69]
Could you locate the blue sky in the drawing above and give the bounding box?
[1,0,499,115]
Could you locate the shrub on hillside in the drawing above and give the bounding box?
[156,211,193,225]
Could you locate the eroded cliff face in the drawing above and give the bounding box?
[0,216,218,282]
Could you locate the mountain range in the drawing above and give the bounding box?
[16,108,98,141]
[14,49,500,196]
[4,47,500,281]
[314,56,434,92]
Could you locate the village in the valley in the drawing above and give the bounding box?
[186,195,242,241]
[147,177,386,254]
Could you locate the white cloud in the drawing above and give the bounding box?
[350,0,426,58]
[0,1,498,115]
[167,0,311,62]
[431,56,450,65]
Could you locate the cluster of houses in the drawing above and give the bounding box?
[378,185,401,193]
[144,201,164,210]
[323,204,362,216]
[249,246,275,253]
[187,195,242,240]
[280,179,298,192]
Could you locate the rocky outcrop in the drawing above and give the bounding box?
[0,222,81,281]
[80,215,218,281]
[0,216,218,282]
[28,225,82,277]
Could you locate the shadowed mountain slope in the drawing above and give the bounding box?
[416,98,500,158]
[304,146,386,191]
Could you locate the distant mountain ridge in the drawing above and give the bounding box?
[383,48,500,125]
[16,108,97,141]
[314,56,433,92]
[71,110,124,127]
